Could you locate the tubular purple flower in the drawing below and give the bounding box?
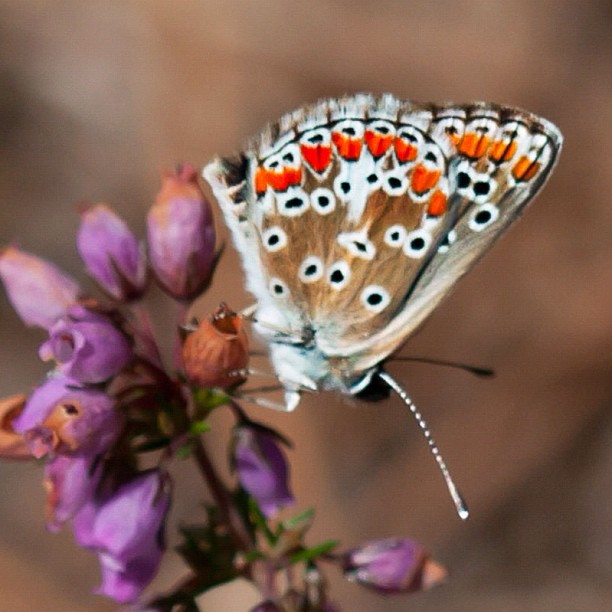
[73,470,171,604]
[0,246,80,329]
[13,375,121,457]
[234,426,294,518]
[44,454,103,532]
[39,305,132,384]
[341,537,447,594]
[146,164,216,299]
[76,203,147,301]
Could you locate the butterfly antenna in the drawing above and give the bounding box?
[390,356,494,378]
[377,369,469,520]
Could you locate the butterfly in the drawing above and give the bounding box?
[203,93,562,518]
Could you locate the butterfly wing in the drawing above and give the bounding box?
[204,94,562,384]
[319,99,563,370]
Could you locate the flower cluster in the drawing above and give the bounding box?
[0,165,446,609]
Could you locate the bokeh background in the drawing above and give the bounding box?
[0,1,610,610]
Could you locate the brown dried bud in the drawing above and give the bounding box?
[0,394,33,459]
[182,303,249,388]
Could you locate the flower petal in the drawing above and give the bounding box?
[0,246,80,328]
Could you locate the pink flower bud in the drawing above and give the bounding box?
[73,470,171,604]
[182,303,249,388]
[76,203,147,301]
[234,425,294,518]
[342,537,447,594]
[0,246,80,328]
[146,164,216,299]
[38,305,132,384]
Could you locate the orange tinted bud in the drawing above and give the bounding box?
[182,304,249,388]
[0,394,33,460]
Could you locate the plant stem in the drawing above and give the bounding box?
[190,435,254,555]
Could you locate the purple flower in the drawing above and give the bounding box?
[73,470,171,604]
[146,164,216,299]
[341,538,447,594]
[0,246,80,329]
[234,425,294,518]
[13,375,121,457]
[76,203,147,301]
[44,453,103,532]
[39,305,132,384]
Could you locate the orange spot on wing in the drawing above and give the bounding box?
[458,133,490,158]
[255,167,268,194]
[411,164,440,194]
[332,132,362,160]
[394,137,418,163]
[284,167,302,187]
[427,190,447,216]
[265,170,288,191]
[489,140,517,163]
[512,156,540,181]
[300,144,332,173]
[264,167,302,192]
[365,130,393,158]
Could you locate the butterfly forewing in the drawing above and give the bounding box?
[204,94,562,379]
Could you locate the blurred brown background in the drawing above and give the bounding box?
[0,1,610,610]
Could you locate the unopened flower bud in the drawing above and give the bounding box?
[39,305,132,384]
[146,164,216,299]
[0,394,33,459]
[182,303,249,388]
[74,469,171,604]
[234,425,294,518]
[0,246,80,329]
[77,203,147,301]
[13,375,121,457]
[342,537,447,594]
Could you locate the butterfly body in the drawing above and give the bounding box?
[204,94,562,409]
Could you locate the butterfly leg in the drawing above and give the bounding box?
[240,304,311,345]
[227,367,280,380]
[232,389,302,412]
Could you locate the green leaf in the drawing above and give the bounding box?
[193,388,231,415]
[176,442,193,460]
[190,419,212,436]
[248,496,277,545]
[289,540,339,564]
[281,507,315,532]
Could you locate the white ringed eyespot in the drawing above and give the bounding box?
[468,203,499,232]
[262,226,288,252]
[384,224,407,248]
[327,260,351,290]
[298,256,324,283]
[361,285,391,313]
[403,229,432,259]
